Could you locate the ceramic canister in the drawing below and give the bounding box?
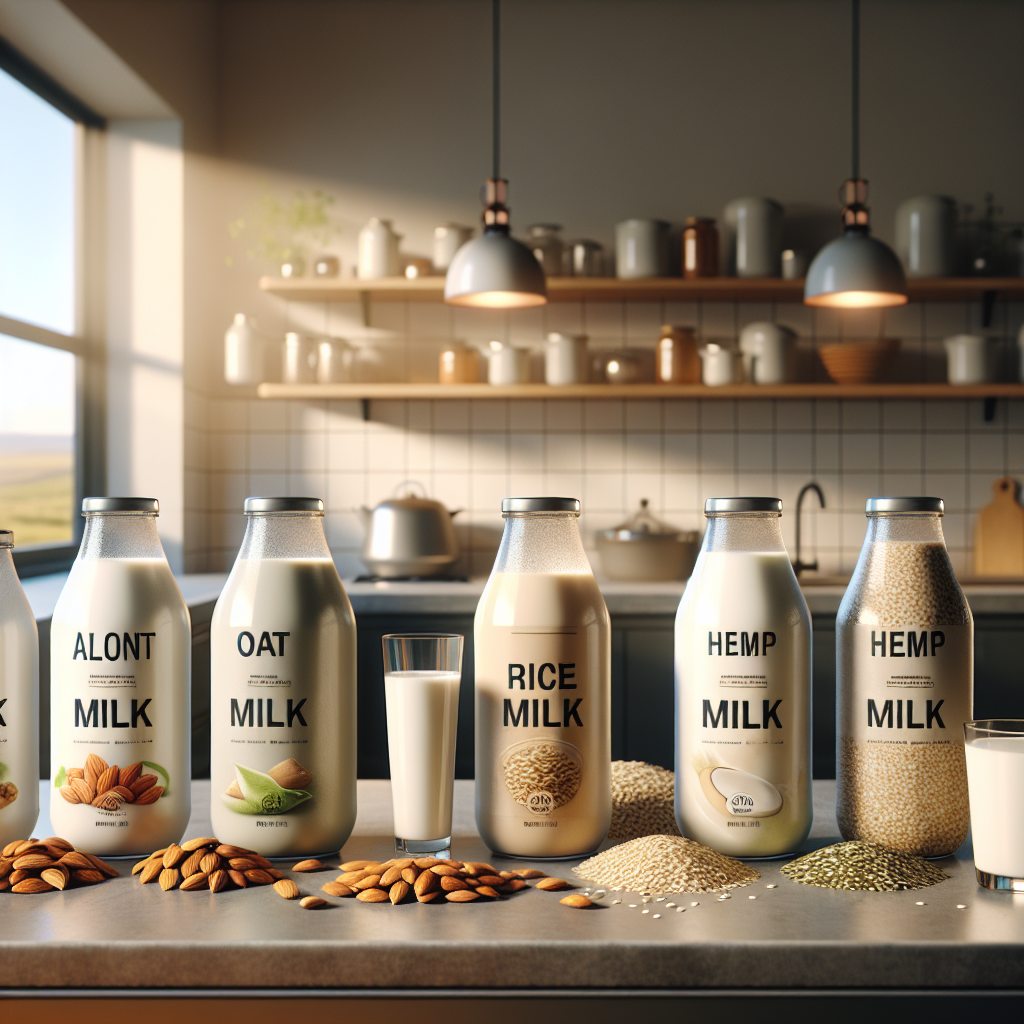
[723,198,783,277]
[944,334,989,385]
[895,196,957,278]
[615,219,670,279]
[545,333,589,385]
[739,322,796,384]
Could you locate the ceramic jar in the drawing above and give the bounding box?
[358,218,401,279]
[487,342,530,385]
[434,224,474,272]
[699,342,737,386]
[723,198,783,277]
[944,334,989,385]
[895,196,957,278]
[615,219,670,279]
[739,322,796,384]
[545,333,589,385]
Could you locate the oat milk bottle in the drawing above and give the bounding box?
[0,531,40,846]
[50,498,191,855]
[675,498,812,857]
[210,498,357,856]
[837,497,972,857]
[475,497,611,858]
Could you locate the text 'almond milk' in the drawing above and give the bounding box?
[675,497,812,858]
[50,498,191,855]
[475,498,610,858]
[210,498,357,857]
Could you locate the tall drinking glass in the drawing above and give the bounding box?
[383,634,463,859]
[964,720,1024,891]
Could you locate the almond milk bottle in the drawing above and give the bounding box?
[475,497,611,858]
[675,498,812,857]
[210,498,357,856]
[0,531,40,846]
[50,498,191,855]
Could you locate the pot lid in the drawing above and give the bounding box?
[599,499,683,541]
[374,482,453,514]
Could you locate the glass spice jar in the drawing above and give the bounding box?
[683,217,719,278]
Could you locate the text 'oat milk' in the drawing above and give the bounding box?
[475,497,610,858]
[50,498,191,855]
[0,530,39,846]
[210,498,357,857]
[675,497,812,857]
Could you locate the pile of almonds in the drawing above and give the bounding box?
[135,836,287,893]
[0,837,119,893]
[60,753,163,810]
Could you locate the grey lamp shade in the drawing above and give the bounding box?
[804,231,908,308]
[444,230,547,308]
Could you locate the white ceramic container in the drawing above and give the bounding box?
[487,341,530,385]
[723,198,783,277]
[944,333,989,385]
[739,322,796,384]
[224,313,264,386]
[283,332,317,384]
[699,343,737,386]
[544,333,589,385]
[358,217,401,279]
[615,219,670,279]
[895,196,957,278]
[433,224,474,272]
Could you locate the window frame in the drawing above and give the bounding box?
[0,38,106,577]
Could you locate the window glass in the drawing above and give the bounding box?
[0,66,76,335]
[0,333,76,545]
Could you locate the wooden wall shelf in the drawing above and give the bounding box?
[259,275,1024,305]
[257,382,1024,401]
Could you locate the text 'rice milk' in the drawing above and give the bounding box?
[210,498,357,857]
[475,498,611,858]
[0,530,39,846]
[50,498,191,855]
[675,497,812,857]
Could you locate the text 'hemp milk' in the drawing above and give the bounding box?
[837,497,972,857]
[50,498,191,855]
[0,530,39,846]
[211,498,357,857]
[675,497,812,857]
[475,498,610,858]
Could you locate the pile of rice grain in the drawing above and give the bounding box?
[609,761,681,842]
[781,841,950,891]
[575,834,760,893]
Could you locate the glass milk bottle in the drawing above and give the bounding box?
[837,497,972,857]
[50,498,191,855]
[0,531,39,846]
[475,497,611,858]
[675,498,812,857]
[210,498,357,857]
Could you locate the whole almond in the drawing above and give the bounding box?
[9,869,31,884]
[464,862,498,875]
[430,864,460,877]
[59,850,93,870]
[413,857,439,869]
[13,878,54,894]
[139,859,164,884]
[352,874,382,891]
[560,894,593,908]
[71,869,104,884]
[534,877,571,891]
[338,870,369,885]
[477,875,505,887]
[445,890,481,902]
[180,872,209,891]
[67,767,85,780]
[163,844,186,869]
[132,856,155,876]
[84,853,119,879]
[228,870,248,888]
[249,854,273,869]
[389,858,414,870]
[70,779,95,804]
[228,857,259,872]
[200,853,221,875]
[180,851,204,878]
[130,775,159,796]
[267,868,286,880]
[14,853,55,871]
[134,785,163,806]
[119,762,143,788]
[322,882,354,897]
[0,857,14,879]
[501,879,529,893]
[2,841,22,858]
[440,875,469,892]
[293,859,326,873]
[215,845,251,859]
[59,785,81,804]
[339,859,376,871]
[401,866,419,885]
[389,880,411,904]
[209,869,229,893]
[244,869,274,885]
[41,867,70,890]
[16,840,47,855]
[515,869,548,879]
[417,890,441,903]
[181,836,218,852]
[476,886,502,899]
[463,878,480,887]
[379,866,404,887]
[85,753,109,777]
[413,870,439,897]
[159,867,180,891]
[96,765,119,794]
[300,896,327,909]
[110,785,135,803]
[499,870,517,879]
[355,888,389,903]
[273,878,300,900]
[0,878,9,891]
[44,837,74,853]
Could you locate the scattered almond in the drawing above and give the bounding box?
[445,890,481,902]
[379,866,404,886]
[71,869,105,885]
[181,836,218,852]
[40,868,69,890]
[339,859,376,871]
[293,859,326,872]
[12,877,53,894]
[322,881,354,897]
[200,853,221,875]
[139,859,164,885]
[401,866,419,885]
[356,887,390,903]
[515,869,548,879]
[476,886,502,899]
[228,870,248,888]
[244,869,274,885]
[162,844,186,869]
[389,880,411,904]
[132,857,154,876]
[560,894,593,908]
[180,872,209,891]
[440,875,469,892]
[300,896,327,909]
[502,878,529,892]
[228,857,259,871]
[352,874,382,890]
[159,868,180,891]
[430,864,461,876]
[413,870,440,897]
[208,870,230,893]
[267,868,286,881]
[273,878,300,900]
[534,877,571,891]
[180,851,205,878]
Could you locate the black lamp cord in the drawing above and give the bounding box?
[492,0,501,181]
[851,0,860,181]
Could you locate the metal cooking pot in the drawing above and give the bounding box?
[596,499,699,582]
[359,482,461,578]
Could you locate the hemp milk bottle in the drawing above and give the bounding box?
[0,531,40,846]
[475,497,611,858]
[50,498,191,855]
[210,498,357,857]
[675,497,812,857]
[837,497,972,857]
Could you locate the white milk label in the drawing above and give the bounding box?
[841,624,972,745]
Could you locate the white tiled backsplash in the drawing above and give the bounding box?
[184,299,1024,579]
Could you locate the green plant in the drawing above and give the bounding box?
[227,188,335,267]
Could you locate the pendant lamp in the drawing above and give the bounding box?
[444,0,546,308]
[804,0,907,309]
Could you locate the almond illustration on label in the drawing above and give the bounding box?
[55,757,170,810]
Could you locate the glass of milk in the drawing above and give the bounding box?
[965,720,1024,891]
[382,633,463,858]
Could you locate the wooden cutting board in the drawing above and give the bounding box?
[974,477,1024,576]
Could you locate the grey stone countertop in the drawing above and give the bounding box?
[3,779,1023,992]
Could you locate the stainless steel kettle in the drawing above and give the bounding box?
[359,482,460,578]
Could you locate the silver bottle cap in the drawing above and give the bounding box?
[0,530,12,548]
[704,497,782,514]
[501,497,580,514]
[866,496,943,514]
[244,497,324,513]
[82,497,159,513]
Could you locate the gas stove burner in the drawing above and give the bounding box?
[353,575,470,583]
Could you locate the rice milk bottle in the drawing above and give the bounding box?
[0,531,40,846]
[475,497,611,858]
[210,498,357,856]
[837,497,972,857]
[50,498,191,855]
[675,497,812,857]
